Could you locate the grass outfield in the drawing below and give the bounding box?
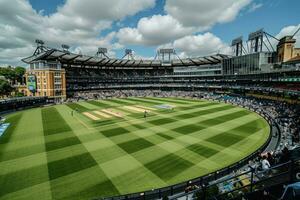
[0,97,270,200]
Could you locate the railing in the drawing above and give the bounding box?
[0,96,50,115]
[171,157,300,200]
[93,99,277,200]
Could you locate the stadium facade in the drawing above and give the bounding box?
[22,30,300,102]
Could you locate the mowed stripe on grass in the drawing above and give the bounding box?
[41,107,119,199]
[65,102,90,112]
[144,153,194,181]
[42,107,95,179]
[0,109,51,199]
[0,98,270,199]
[206,119,266,147]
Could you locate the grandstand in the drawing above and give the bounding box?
[0,28,299,200]
[21,29,300,104]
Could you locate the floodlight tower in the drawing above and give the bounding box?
[33,39,48,55]
[61,44,70,52]
[248,29,264,53]
[245,28,279,54]
[96,47,109,58]
[231,36,243,56]
[122,49,135,60]
[36,39,44,46]
[156,48,176,64]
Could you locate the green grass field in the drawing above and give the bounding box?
[0,97,270,200]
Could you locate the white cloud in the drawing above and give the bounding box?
[117,27,143,45]
[276,24,300,47]
[117,15,194,46]
[0,0,155,66]
[170,33,231,57]
[137,15,194,44]
[165,0,252,29]
[55,0,155,22]
[48,0,155,32]
[131,51,155,60]
[0,46,35,66]
[117,0,251,47]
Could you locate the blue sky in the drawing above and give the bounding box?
[0,0,299,65]
[210,0,300,41]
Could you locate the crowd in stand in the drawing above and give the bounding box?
[66,82,300,94]
[65,67,300,94]
[66,68,170,79]
[69,90,202,101]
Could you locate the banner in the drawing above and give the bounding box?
[27,75,37,92]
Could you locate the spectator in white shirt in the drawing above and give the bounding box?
[261,156,271,170]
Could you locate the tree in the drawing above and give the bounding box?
[15,66,26,84]
[0,67,16,81]
[0,66,26,84]
[0,79,13,96]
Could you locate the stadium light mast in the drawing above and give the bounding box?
[155,48,183,66]
[96,48,109,58]
[33,39,48,55]
[61,44,70,52]
[231,36,245,56]
[35,39,44,46]
[122,49,135,60]
[248,29,264,53]
[157,49,175,62]
[244,29,279,54]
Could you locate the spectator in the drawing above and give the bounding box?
[261,155,271,171]
[280,147,290,163]
[267,152,275,166]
